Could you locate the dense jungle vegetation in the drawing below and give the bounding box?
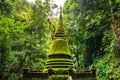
[0,0,120,80]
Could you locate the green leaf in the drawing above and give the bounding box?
[116,0,120,3]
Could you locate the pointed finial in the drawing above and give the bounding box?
[59,6,62,20]
[53,6,64,38]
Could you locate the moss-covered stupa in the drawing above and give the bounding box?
[44,7,74,79]
[23,7,96,80]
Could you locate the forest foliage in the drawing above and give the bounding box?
[0,0,120,80]
[63,0,120,79]
[0,0,52,79]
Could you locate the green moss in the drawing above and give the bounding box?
[45,65,72,68]
[51,68,69,72]
[46,59,73,63]
[46,58,74,72]
[46,62,73,65]
[48,54,71,60]
[43,13,76,80]
[49,38,70,56]
[52,75,68,80]
[55,19,64,34]
[46,58,73,68]
[43,68,69,73]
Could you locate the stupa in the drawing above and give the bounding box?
[23,7,96,80]
[43,7,74,79]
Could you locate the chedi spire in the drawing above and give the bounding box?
[44,7,74,79]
